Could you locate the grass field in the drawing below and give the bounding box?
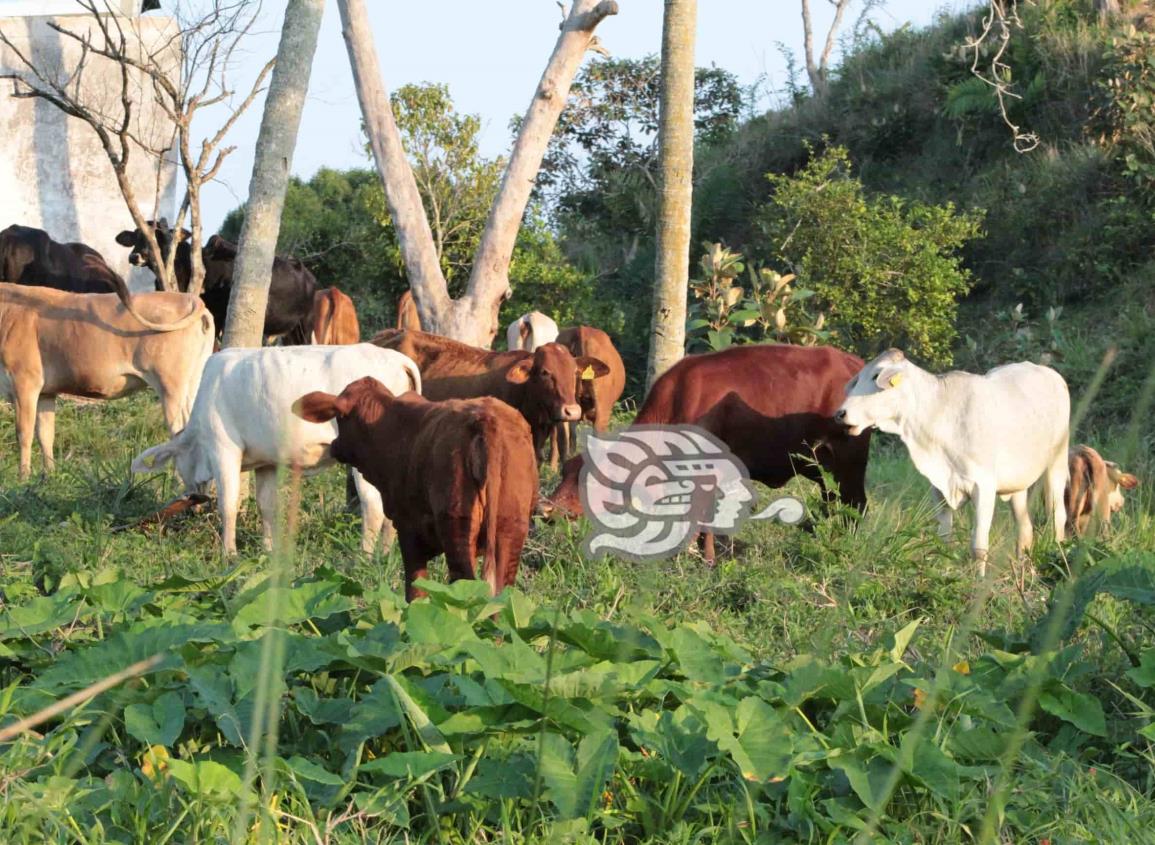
[0,391,1152,843]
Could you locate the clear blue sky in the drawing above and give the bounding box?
[197,0,975,231]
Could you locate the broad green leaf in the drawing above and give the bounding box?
[232,580,355,631]
[385,675,451,754]
[465,754,535,799]
[280,755,346,786]
[828,752,890,813]
[1126,649,1155,689]
[339,679,401,752]
[123,691,184,747]
[293,688,354,726]
[1039,687,1107,737]
[166,759,247,799]
[888,619,921,663]
[538,730,619,819]
[402,602,479,647]
[360,751,459,779]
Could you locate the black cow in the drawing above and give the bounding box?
[0,224,124,293]
[114,221,318,341]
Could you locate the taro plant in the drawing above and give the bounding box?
[687,242,831,353]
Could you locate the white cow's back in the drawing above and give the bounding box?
[506,312,559,352]
[187,344,421,471]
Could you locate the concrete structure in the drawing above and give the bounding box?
[0,2,178,290]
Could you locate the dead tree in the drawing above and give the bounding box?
[800,0,852,96]
[222,0,324,348]
[646,0,698,390]
[338,0,618,347]
[0,1,273,295]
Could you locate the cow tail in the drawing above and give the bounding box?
[470,417,502,596]
[110,271,203,333]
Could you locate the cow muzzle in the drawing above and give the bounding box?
[558,404,582,422]
[128,253,146,267]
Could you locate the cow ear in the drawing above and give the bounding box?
[293,391,341,423]
[1106,462,1140,489]
[115,230,136,247]
[575,356,611,381]
[875,365,905,390]
[505,359,534,384]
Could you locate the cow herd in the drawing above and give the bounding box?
[0,221,1142,599]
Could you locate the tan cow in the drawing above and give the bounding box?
[1066,444,1140,536]
[0,283,213,479]
[396,290,421,330]
[310,287,361,345]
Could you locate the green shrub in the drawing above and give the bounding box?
[758,144,984,365]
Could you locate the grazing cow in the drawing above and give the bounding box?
[131,344,421,555]
[372,329,610,459]
[294,376,538,600]
[286,287,360,345]
[835,349,1070,575]
[0,283,213,479]
[114,222,317,340]
[549,326,627,468]
[396,290,421,330]
[1066,444,1139,536]
[507,311,559,352]
[0,224,189,331]
[544,344,872,562]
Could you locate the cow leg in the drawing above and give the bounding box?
[214,449,244,556]
[1045,452,1068,544]
[693,531,717,566]
[931,487,953,539]
[1010,489,1033,556]
[12,380,41,482]
[254,466,278,551]
[443,518,479,586]
[345,467,361,513]
[352,469,394,554]
[36,396,56,475]
[548,424,561,472]
[397,532,433,602]
[971,484,996,578]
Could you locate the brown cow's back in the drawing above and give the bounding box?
[396,290,422,330]
[548,344,870,518]
[312,287,360,345]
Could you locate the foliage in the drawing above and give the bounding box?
[758,144,983,365]
[390,83,505,292]
[686,242,830,353]
[1096,25,1155,189]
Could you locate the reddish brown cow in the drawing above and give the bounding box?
[310,287,361,345]
[396,290,421,330]
[549,326,627,468]
[544,344,872,562]
[294,376,537,600]
[1066,444,1139,536]
[372,328,610,459]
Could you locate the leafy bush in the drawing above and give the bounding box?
[758,144,984,365]
[686,242,830,352]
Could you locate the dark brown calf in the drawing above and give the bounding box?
[294,377,537,600]
[549,326,627,469]
[371,329,610,460]
[1066,444,1139,536]
[544,344,872,563]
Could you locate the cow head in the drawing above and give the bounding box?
[504,343,610,425]
[834,348,911,437]
[132,432,211,495]
[1105,460,1140,513]
[293,376,392,472]
[114,219,191,291]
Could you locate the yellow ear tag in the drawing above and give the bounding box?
[581,365,596,381]
[888,373,903,388]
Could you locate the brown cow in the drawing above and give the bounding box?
[372,328,610,460]
[309,287,361,345]
[0,283,214,479]
[1066,444,1139,536]
[294,376,537,600]
[396,290,421,330]
[543,344,871,563]
[549,326,627,469]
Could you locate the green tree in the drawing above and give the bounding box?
[390,83,504,292]
[759,144,983,364]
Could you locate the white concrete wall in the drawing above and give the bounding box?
[0,9,179,290]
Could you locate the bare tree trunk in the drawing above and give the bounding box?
[222,0,324,348]
[337,0,450,333]
[646,0,697,391]
[1094,0,1121,23]
[800,0,852,96]
[338,0,617,347]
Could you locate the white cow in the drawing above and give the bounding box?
[835,349,1070,575]
[506,311,559,352]
[131,344,421,555]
